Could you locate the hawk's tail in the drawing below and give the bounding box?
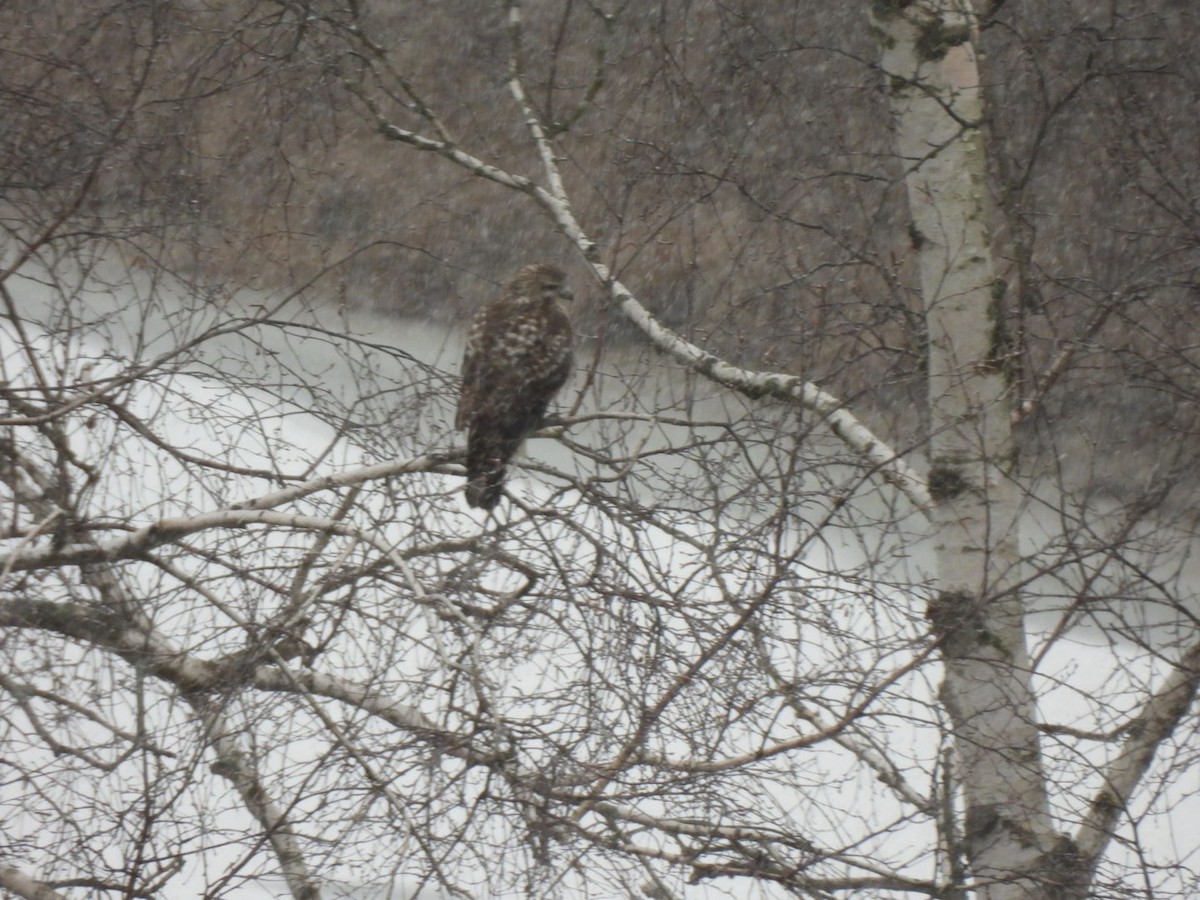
[465,431,525,511]
[465,459,506,510]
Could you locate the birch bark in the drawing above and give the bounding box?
[870,3,1065,896]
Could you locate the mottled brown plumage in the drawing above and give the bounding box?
[457,263,574,509]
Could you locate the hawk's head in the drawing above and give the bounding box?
[513,263,573,308]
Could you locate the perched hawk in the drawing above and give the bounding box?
[456,263,574,510]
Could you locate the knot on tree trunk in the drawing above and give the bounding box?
[965,806,1085,899]
[1036,835,1090,900]
[926,589,987,655]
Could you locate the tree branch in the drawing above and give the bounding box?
[0,454,455,574]
[502,13,932,511]
[0,866,69,900]
[1073,636,1200,867]
[197,697,321,900]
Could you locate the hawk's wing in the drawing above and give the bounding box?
[457,304,492,431]
[456,338,479,431]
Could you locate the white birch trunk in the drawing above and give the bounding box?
[870,3,1066,896]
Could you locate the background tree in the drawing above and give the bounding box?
[2,2,1198,898]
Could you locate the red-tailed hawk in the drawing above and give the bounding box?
[456,263,574,509]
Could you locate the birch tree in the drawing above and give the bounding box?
[2,2,1198,899]
[873,4,1063,895]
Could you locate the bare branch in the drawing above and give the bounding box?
[0,867,68,900]
[1073,637,1200,866]
[0,456,454,574]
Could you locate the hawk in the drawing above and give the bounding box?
[456,263,574,510]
